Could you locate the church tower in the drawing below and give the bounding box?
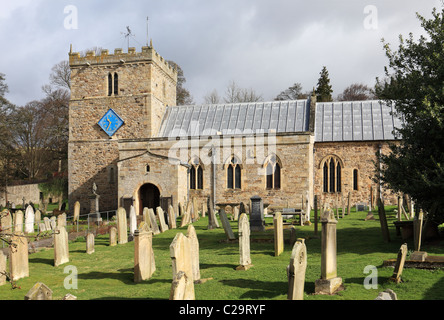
[68,45,178,214]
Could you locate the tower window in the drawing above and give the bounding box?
[108,73,113,96]
[114,73,119,95]
[322,156,342,193]
[353,169,359,191]
[107,72,119,96]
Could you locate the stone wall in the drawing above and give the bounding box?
[314,140,399,207]
[0,184,41,207]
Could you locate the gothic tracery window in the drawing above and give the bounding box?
[265,155,281,190]
[227,157,241,190]
[190,158,203,190]
[322,156,342,193]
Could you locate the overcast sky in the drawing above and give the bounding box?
[0,0,441,106]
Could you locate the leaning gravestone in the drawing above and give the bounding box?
[148,208,160,235]
[207,197,219,230]
[54,226,69,267]
[86,233,95,254]
[390,243,408,284]
[134,221,155,283]
[219,207,235,241]
[250,196,265,232]
[274,212,284,257]
[116,207,128,244]
[236,213,252,271]
[377,198,391,243]
[9,232,29,281]
[287,238,307,300]
[170,271,191,300]
[24,205,35,234]
[170,233,194,300]
[187,225,201,282]
[24,283,53,300]
[156,207,169,232]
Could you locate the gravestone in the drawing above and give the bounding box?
[156,207,169,232]
[187,225,201,282]
[142,207,150,226]
[0,209,13,235]
[207,197,219,230]
[116,207,128,244]
[86,233,95,254]
[35,210,41,228]
[233,206,239,221]
[148,208,160,235]
[24,283,52,300]
[73,201,80,224]
[109,227,117,246]
[170,233,194,300]
[390,243,408,284]
[289,226,297,248]
[14,210,24,233]
[24,206,35,234]
[375,289,398,300]
[43,217,51,231]
[412,210,425,255]
[50,216,57,230]
[129,205,137,236]
[134,221,155,282]
[9,233,29,281]
[168,205,176,229]
[57,213,66,227]
[54,226,69,267]
[377,198,391,243]
[274,212,284,257]
[219,207,235,240]
[180,203,192,227]
[250,196,265,232]
[287,239,307,300]
[170,271,191,300]
[315,208,343,295]
[236,213,252,270]
[0,251,6,286]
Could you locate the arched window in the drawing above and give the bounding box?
[322,155,342,193]
[265,155,281,190]
[189,158,203,190]
[227,157,241,190]
[108,73,113,96]
[353,169,359,191]
[114,73,119,95]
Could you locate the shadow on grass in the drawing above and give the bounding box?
[200,263,238,270]
[423,275,444,300]
[219,279,287,299]
[29,257,53,266]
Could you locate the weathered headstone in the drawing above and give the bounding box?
[187,225,201,282]
[250,196,265,232]
[347,192,351,215]
[14,210,24,233]
[0,251,6,286]
[287,238,307,300]
[389,243,408,284]
[315,208,343,295]
[274,212,284,257]
[168,205,176,229]
[375,289,398,300]
[219,207,235,240]
[9,233,29,281]
[169,271,191,300]
[134,221,155,282]
[43,217,51,231]
[207,197,219,230]
[413,209,424,252]
[232,206,239,221]
[148,208,160,235]
[180,203,192,227]
[377,198,391,243]
[129,205,137,236]
[54,226,69,267]
[156,206,169,232]
[289,226,297,248]
[57,213,66,228]
[73,201,80,224]
[34,210,41,227]
[109,226,117,246]
[116,207,128,244]
[236,213,252,270]
[24,283,52,300]
[170,233,194,300]
[50,216,57,230]
[86,233,95,254]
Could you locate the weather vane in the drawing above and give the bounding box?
[121,26,135,51]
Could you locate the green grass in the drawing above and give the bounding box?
[0,206,443,300]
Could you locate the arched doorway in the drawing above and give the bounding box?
[138,183,160,214]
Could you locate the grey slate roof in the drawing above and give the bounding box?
[157,99,403,142]
[158,100,311,138]
[314,100,403,142]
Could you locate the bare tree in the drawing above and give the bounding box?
[275,83,308,101]
[223,81,263,103]
[203,89,221,104]
[337,83,375,101]
[49,61,71,90]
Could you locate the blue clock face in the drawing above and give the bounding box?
[98,109,124,137]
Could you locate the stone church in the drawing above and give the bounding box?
[68,44,400,216]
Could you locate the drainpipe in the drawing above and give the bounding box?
[212,145,217,211]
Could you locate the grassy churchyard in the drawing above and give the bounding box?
[0,206,443,300]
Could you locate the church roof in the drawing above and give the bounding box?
[158,100,311,138]
[158,99,403,142]
[315,100,403,142]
